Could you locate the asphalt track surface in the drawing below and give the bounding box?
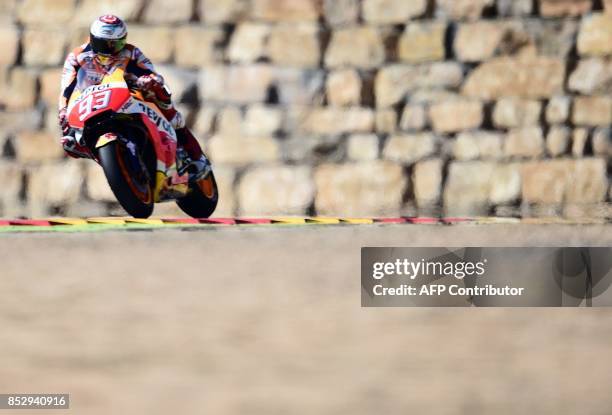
[0,223,611,414]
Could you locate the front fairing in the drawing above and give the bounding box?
[67,68,131,129]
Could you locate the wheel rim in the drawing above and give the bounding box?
[115,143,152,204]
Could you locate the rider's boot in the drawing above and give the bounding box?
[175,127,212,182]
[60,130,90,159]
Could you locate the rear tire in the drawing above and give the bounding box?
[98,140,154,219]
[176,172,219,218]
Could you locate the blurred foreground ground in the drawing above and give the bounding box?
[1,0,611,218]
[0,224,611,414]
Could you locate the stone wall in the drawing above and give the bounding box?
[0,0,610,218]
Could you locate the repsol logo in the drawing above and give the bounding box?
[137,102,172,134]
[74,84,110,104]
[82,83,111,95]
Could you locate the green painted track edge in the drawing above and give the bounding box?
[0,223,175,233]
[0,222,336,233]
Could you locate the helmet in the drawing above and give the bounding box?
[89,15,127,56]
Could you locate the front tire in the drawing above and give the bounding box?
[98,140,154,219]
[176,172,219,218]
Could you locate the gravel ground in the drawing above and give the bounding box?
[0,224,611,414]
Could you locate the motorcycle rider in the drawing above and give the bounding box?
[58,14,211,181]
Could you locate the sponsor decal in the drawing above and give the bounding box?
[81,83,111,96]
[136,102,173,135]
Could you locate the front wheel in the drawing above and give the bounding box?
[98,140,154,219]
[176,172,219,218]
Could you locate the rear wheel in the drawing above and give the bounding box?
[98,140,154,218]
[176,172,218,218]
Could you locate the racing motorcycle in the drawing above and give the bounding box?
[66,67,218,219]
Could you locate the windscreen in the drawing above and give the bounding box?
[75,62,124,92]
[75,67,105,92]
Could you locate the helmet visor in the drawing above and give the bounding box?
[90,35,126,55]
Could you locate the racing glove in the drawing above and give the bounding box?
[136,74,171,103]
[58,107,70,135]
